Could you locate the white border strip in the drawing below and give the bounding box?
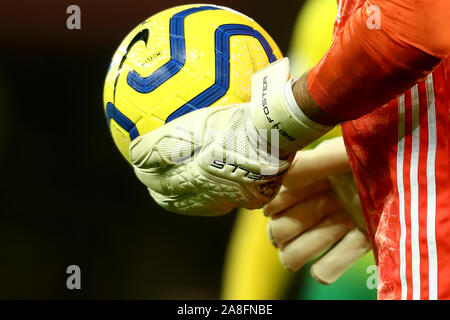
[410,85,421,300]
[397,94,408,300]
[425,74,438,300]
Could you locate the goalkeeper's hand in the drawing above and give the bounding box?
[265,137,371,284]
[129,58,332,216]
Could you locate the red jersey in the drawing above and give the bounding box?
[326,1,450,299]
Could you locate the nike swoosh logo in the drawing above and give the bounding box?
[113,28,149,103]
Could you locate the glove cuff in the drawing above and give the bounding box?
[250,58,333,152]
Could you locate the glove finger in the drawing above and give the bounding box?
[282,137,351,190]
[278,211,354,272]
[310,227,371,284]
[264,179,329,217]
[267,190,342,248]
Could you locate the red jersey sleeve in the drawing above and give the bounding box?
[307,0,450,121]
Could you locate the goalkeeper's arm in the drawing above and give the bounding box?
[292,0,450,126]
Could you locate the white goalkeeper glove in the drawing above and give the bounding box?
[130,58,333,216]
[265,137,371,284]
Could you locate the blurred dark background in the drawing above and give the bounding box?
[0,0,303,299]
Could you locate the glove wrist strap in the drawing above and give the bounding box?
[250,58,333,152]
[282,78,333,148]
